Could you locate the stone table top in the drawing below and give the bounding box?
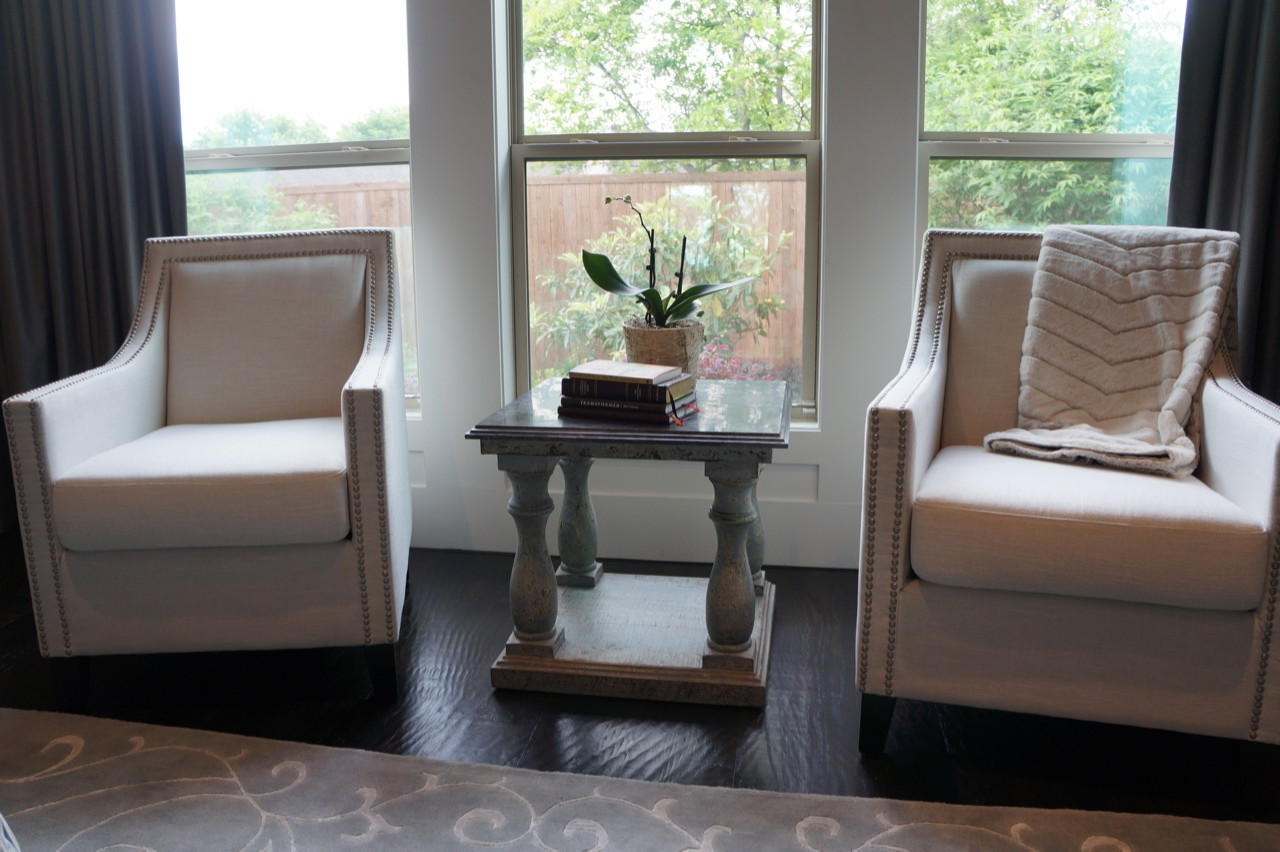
[466,378,791,462]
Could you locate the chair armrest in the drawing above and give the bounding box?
[1198,350,1280,742]
[4,340,167,485]
[3,330,165,658]
[861,354,949,587]
[342,311,412,646]
[1199,351,1280,536]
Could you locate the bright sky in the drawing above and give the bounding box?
[174,0,410,144]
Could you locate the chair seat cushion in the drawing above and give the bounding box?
[53,418,349,551]
[911,445,1268,611]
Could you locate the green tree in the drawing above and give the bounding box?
[924,0,1184,228]
[339,106,411,141]
[185,173,339,236]
[190,108,329,148]
[522,0,811,139]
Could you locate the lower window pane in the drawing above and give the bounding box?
[929,158,1174,231]
[185,165,419,406]
[525,159,806,393]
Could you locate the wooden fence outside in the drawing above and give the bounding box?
[278,169,808,372]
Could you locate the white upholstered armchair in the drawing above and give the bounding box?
[856,229,1280,751]
[3,229,411,697]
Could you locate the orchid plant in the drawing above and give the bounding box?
[581,195,750,328]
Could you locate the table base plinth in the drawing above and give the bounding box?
[555,562,604,588]
[492,574,775,707]
[504,627,565,659]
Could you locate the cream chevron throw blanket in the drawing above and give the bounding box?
[984,225,1239,477]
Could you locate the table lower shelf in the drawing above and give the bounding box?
[491,573,775,707]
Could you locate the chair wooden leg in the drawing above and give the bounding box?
[1236,738,1280,819]
[52,656,88,713]
[858,692,897,756]
[364,644,399,702]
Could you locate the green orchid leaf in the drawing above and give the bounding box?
[635,287,669,325]
[667,277,753,315]
[582,250,644,297]
[666,298,701,322]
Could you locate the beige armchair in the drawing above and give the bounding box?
[3,229,411,697]
[856,229,1280,751]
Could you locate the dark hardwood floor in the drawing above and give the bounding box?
[1,531,1276,824]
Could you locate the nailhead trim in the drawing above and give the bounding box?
[30,405,71,655]
[376,233,399,643]
[4,404,47,656]
[884,410,908,695]
[858,408,879,692]
[346,387,372,645]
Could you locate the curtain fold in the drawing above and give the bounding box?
[1168,0,1280,402]
[0,0,187,532]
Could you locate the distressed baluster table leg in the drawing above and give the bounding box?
[556,456,604,587]
[746,479,765,593]
[703,459,760,658]
[498,454,564,656]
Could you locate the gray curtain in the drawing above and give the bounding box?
[0,0,187,532]
[1167,0,1280,401]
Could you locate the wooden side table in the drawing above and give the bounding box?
[466,378,791,706]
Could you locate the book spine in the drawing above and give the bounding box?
[557,402,698,425]
[560,395,670,413]
[557,405,675,424]
[562,377,670,403]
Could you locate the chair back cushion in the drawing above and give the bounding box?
[167,252,368,424]
[940,256,1038,447]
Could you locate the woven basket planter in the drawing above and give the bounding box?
[622,317,704,378]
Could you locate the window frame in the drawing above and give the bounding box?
[507,0,824,411]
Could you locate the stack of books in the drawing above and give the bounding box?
[558,359,699,425]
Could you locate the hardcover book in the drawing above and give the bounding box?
[567,359,681,385]
[559,391,697,415]
[561,372,696,404]
[557,402,699,426]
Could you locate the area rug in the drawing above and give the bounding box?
[0,709,1276,851]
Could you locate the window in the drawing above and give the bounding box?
[922,0,1186,231]
[512,0,820,408]
[175,0,419,404]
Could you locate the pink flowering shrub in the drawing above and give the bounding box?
[698,342,776,381]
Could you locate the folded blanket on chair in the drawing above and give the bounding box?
[984,225,1239,477]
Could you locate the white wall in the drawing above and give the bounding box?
[404,0,922,569]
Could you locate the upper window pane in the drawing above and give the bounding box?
[924,0,1186,134]
[175,0,409,148]
[521,0,813,136]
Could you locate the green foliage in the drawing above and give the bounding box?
[185,173,339,236]
[338,106,411,141]
[925,0,1183,228]
[522,0,811,138]
[926,0,1181,135]
[190,108,329,148]
[531,193,789,380]
[929,157,1173,229]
